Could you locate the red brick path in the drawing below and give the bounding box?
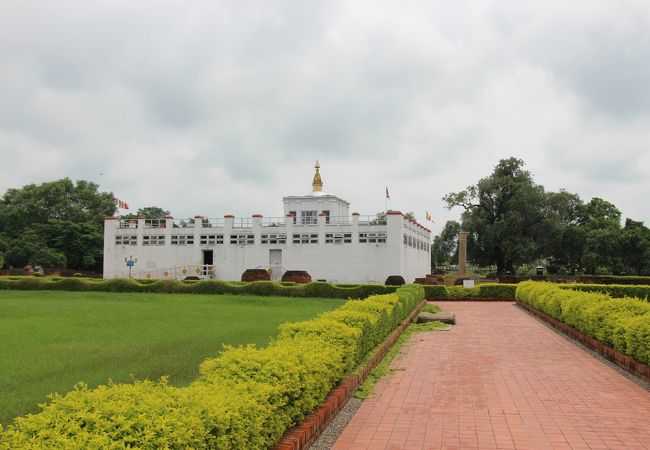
[332,302,650,450]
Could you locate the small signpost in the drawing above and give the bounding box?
[125,256,137,278]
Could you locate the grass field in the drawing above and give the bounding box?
[0,290,344,425]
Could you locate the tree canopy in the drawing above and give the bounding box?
[0,179,116,271]
[123,206,171,219]
[443,158,547,273]
[431,220,461,268]
[440,158,650,275]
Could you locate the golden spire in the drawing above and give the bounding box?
[312,160,323,192]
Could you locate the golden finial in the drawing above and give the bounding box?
[312,160,323,192]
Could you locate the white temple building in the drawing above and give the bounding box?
[103,163,431,283]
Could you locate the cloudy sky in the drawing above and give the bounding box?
[1,0,649,233]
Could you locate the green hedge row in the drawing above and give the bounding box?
[516,281,650,365]
[0,285,424,449]
[560,283,650,302]
[423,283,516,299]
[573,275,650,285]
[0,277,396,299]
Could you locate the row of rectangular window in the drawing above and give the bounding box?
[403,235,430,251]
[118,232,389,246]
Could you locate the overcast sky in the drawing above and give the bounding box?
[1,0,649,233]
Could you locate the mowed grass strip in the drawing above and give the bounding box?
[0,290,344,425]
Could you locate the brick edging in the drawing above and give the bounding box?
[272,299,427,450]
[426,297,515,302]
[516,300,650,384]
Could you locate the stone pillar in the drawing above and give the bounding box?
[224,214,235,232]
[458,231,469,278]
[286,213,295,247]
[192,215,203,245]
[252,214,262,229]
[164,215,174,244]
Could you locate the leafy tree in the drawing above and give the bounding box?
[444,158,546,274]
[0,178,115,271]
[136,206,170,219]
[431,220,461,268]
[542,190,585,274]
[3,229,67,268]
[442,158,640,275]
[579,198,623,274]
[121,206,171,220]
[370,212,387,225]
[620,219,650,275]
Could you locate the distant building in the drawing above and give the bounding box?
[103,162,431,283]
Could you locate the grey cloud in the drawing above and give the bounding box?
[0,0,649,227]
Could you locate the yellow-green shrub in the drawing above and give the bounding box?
[198,336,345,426]
[561,283,650,302]
[0,379,211,449]
[319,309,378,358]
[183,380,288,449]
[0,285,424,448]
[277,318,361,370]
[516,281,650,365]
[339,299,393,341]
[625,315,650,365]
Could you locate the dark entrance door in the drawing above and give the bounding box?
[202,250,214,266]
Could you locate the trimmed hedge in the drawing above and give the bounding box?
[516,281,650,365]
[0,285,425,449]
[573,275,650,285]
[423,283,516,299]
[0,277,396,299]
[560,283,650,302]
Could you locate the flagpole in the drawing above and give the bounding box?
[385,187,389,213]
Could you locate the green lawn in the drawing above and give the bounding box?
[0,291,344,425]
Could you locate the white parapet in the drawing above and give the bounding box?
[103,211,432,283]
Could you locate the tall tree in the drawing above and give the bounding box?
[136,206,171,219]
[0,178,116,271]
[619,219,650,276]
[542,190,585,273]
[579,198,623,274]
[431,220,461,268]
[443,158,546,274]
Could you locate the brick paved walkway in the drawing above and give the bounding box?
[332,302,650,450]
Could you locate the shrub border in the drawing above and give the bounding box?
[272,299,426,450]
[426,297,514,302]
[422,284,517,300]
[516,300,650,384]
[559,283,650,302]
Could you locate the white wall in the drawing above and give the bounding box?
[104,213,431,283]
[282,194,350,219]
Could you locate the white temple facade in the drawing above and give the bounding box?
[103,163,431,283]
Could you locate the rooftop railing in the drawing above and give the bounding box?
[326,216,353,225]
[358,215,387,225]
[172,219,193,228]
[203,217,225,228]
[114,215,394,229]
[261,217,288,227]
[118,220,138,229]
[144,219,166,228]
[233,218,253,228]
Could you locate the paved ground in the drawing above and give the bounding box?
[332,301,650,450]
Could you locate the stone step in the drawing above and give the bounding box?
[416,311,456,325]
